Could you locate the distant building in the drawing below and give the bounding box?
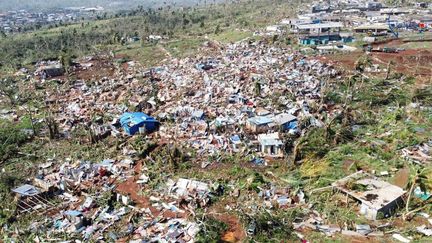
[292,22,343,35]
[354,24,390,36]
[266,25,283,34]
[147,35,162,41]
[292,21,351,45]
[312,4,330,13]
[380,8,409,15]
[415,2,429,8]
[366,2,383,11]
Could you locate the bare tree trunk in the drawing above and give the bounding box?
[403,179,416,220]
[88,125,96,144]
[45,114,58,140]
[293,140,306,163]
[26,108,37,136]
[385,61,392,80]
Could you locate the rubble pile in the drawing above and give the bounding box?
[7,39,345,241]
[401,140,432,166]
[3,0,432,241]
[258,184,305,209]
[42,40,339,161]
[19,157,214,241]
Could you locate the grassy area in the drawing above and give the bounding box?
[114,43,167,67]
[210,29,253,43]
[163,37,206,58]
[401,41,432,49]
[0,0,304,73]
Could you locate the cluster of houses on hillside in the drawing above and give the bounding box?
[266,0,432,45]
[0,7,103,33]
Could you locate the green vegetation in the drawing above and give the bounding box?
[196,215,228,242]
[1,0,432,242]
[242,209,298,242]
[210,29,253,43]
[114,43,167,67]
[0,119,33,161]
[0,0,301,71]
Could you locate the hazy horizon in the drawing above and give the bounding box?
[0,0,215,11]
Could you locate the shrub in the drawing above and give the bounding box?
[0,120,31,161]
[196,216,228,243]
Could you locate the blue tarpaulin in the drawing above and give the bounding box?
[231,135,241,144]
[248,116,273,126]
[284,120,298,131]
[120,112,159,135]
[64,210,82,217]
[251,157,265,166]
[414,187,431,201]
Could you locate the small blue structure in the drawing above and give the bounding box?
[273,113,298,131]
[120,112,159,135]
[64,210,83,217]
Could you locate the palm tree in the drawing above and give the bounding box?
[403,168,432,220]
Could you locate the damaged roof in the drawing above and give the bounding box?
[12,184,40,196]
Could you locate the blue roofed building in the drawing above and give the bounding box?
[120,112,160,135]
[272,113,298,132]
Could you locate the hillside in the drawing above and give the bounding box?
[0,0,222,11]
[0,0,431,242]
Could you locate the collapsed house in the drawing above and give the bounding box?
[168,178,215,209]
[332,171,406,220]
[12,184,53,214]
[8,21,347,240]
[11,158,210,241]
[36,65,65,79]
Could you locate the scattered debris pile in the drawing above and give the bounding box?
[12,158,219,241]
[401,140,432,166]
[332,171,406,220]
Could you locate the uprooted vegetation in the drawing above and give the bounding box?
[1,50,431,242]
[1,1,432,242]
